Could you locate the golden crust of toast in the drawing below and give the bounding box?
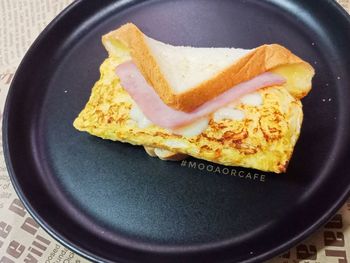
[102,23,314,112]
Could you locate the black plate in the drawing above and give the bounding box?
[3,0,350,262]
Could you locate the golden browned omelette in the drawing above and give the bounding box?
[74,56,303,173]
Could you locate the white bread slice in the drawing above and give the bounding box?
[143,146,157,157]
[102,23,314,112]
[143,146,188,161]
[144,37,251,94]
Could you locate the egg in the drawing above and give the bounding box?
[74,57,303,173]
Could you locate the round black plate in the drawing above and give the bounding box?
[3,0,350,262]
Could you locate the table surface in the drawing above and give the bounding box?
[0,0,349,262]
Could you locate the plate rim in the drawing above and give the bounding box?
[2,0,106,262]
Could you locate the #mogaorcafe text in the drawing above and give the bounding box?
[181,160,266,182]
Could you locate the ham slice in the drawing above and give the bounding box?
[116,61,285,129]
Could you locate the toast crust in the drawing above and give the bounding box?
[102,23,314,112]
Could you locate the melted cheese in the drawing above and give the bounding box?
[240,92,263,106]
[213,107,245,122]
[173,118,209,137]
[130,104,152,128]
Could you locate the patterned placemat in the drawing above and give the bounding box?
[0,1,349,262]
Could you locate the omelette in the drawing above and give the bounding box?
[74,55,303,173]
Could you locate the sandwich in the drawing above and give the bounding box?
[73,23,314,173]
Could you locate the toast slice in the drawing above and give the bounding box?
[102,23,314,112]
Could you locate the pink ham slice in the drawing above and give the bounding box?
[116,61,285,129]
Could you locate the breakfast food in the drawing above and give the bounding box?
[73,23,314,173]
